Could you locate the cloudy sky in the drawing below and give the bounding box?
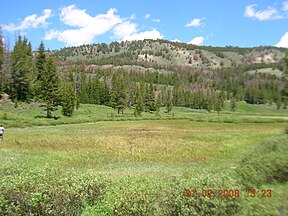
[1,0,288,50]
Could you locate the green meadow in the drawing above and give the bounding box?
[0,102,288,215]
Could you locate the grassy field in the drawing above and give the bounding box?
[1,100,288,128]
[0,102,288,215]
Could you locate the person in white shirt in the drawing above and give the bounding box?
[0,125,4,139]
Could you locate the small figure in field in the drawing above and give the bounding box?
[0,125,4,139]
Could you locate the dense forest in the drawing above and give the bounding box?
[0,33,287,118]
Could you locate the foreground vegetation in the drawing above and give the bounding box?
[0,115,287,215]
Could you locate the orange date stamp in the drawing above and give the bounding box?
[185,189,272,199]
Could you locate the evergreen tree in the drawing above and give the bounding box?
[0,28,4,91]
[274,92,282,110]
[135,86,144,116]
[144,83,156,112]
[35,56,59,118]
[35,41,46,81]
[60,82,76,117]
[206,96,213,113]
[99,79,110,106]
[10,36,34,101]
[230,98,237,112]
[79,73,90,104]
[110,74,127,114]
[285,51,288,77]
[91,75,100,104]
[166,88,173,113]
[214,93,224,115]
[155,90,162,117]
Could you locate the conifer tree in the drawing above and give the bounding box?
[99,79,110,106]
[144,83,156,112]
[0,28,4,91]
[10,36,34,101]
[166,88,173,113]
[110,74,127,114]
[35,56,59,118]
[230,98,237,112]
[0,28,3,73]
[91,75,100,104]
[206,96,213,113]
[214,92,224,115]
[135,86,144,115]
[285,51,288,77]
[35,41,46,81]
[60,82,76,117]
[155,90,162,116]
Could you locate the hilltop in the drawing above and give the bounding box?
[52,39,287,75]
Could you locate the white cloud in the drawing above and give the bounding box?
[186,18,203,27]
[126,29,163,41]
[244,4,282,21]
[275,32,288,48]
[171,39,181,43]
[3,9,52,31]
[113,21,163,41]
[129,14,136,20]
[113,21,137,39]
[44,5,163,46]
[152,19,161,23]
[283,1,288,11]
[144,14,151,20]
[188,36,204,45]
[44,29,60,40]
[44,5,122,46]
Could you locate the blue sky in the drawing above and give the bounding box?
[1,0,288,50]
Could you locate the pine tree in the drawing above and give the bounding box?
[35,56,59,118]
[230,98,237,112]
[110,74,127,114]
[10,36,34,101]
[34,41,46,97]
[214,93,224,115]
[60,82,76,117]
[206,95,213,113]
[166,88,173,113]
[155,90,162,117]
[135,86,144,115]
[274,92,282,110]
[144,83,156,112]
[99,79,110,106]
[91,75,100,104]
[0,28,4,91]
[35,41,46,81]
[285,51,288,77]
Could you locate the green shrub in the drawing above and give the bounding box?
[0,165,109,216]
[2,112,8,120]
[236,137,288,188]
[104,174,241,215]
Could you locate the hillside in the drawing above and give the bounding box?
[53,39,287,73]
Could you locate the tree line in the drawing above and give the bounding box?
[0,34,287,118]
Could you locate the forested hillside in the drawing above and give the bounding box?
[53,39,286,69]
[0,35,288,118]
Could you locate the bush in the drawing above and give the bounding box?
[104,174,241,215]
[236,137,288,188]
[2,112,8,120]
[0,165,109,216]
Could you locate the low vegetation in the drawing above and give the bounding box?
[0,114,287,215]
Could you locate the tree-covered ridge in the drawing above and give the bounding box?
[53,39,287,69]
[0,32,287,118]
